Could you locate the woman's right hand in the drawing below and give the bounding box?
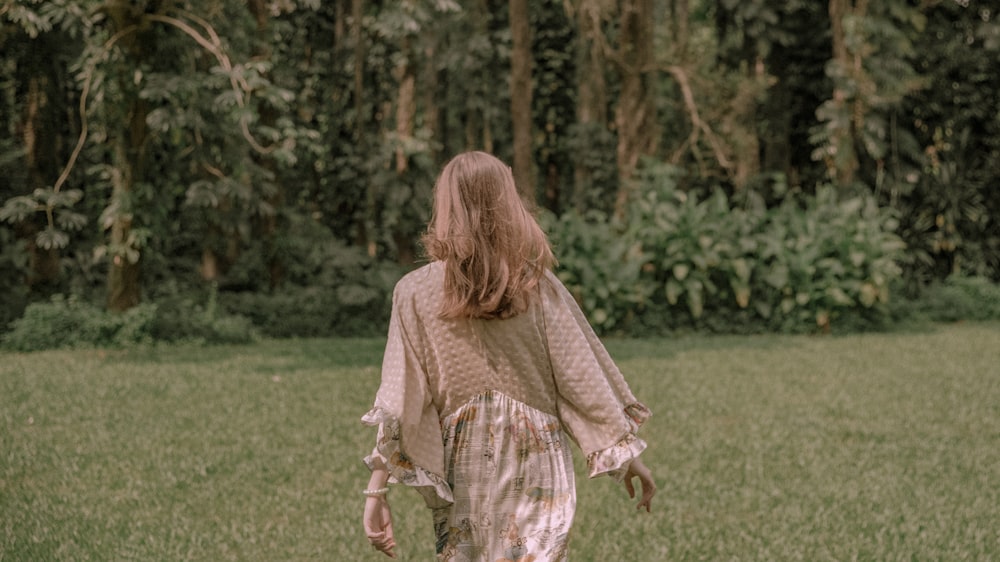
[623,457,656,512]
[363,494,397,558]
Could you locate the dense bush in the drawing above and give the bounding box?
[2,295,157,351]
[216,229,404,338]
[0,226,30,331]
[148,286,258,345]
[1,216,400,350]
[2,292,258,352]
[905,275,1000,323]
[547,163,907,334]
[219,284,391,339]
[542,209,651,332]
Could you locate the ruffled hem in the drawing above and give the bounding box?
[624,402,652,428]
[362,406,454,508]
[584,402,652,481]
[586,433,648,481]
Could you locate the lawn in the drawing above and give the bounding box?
[2,323,999,561]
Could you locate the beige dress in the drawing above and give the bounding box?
[362,262,650,561]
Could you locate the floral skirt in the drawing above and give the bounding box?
[433,391,575,562]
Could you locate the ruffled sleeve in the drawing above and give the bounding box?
[541,270,651,480]
[361,277,454,508]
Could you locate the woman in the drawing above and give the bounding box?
[362,151,655,561]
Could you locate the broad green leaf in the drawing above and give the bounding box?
[731,258,751,282]
[0,196,39,223]
[36,227,69,250]
[56,211,88,231]
[826,287,854,306]
[859,283,878,308]
[763,264,789,289]
[665,279,683,305]
[687,286,704,318]
[672,263,690,281]
[732,283,750,309]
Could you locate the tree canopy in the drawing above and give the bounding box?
[2,0,998,335]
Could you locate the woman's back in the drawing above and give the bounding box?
[362,151,655,561]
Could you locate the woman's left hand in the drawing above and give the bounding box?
[623,457,656,512]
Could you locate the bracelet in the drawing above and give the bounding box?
[362,487,389,497]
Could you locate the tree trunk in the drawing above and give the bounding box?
[20,68,62,285]
[573,1,610,212]
[393,0,417,265]
[247,0,284,289]
[106,111,146,312]
[728,60,765,190]
[421,42,442,164]
[334,0,346,46]
[352,0,365,138]
[350,0,374,255]
[395,48,416,174]
[510,0,535,202]
[671,0,689,59]
[827,0,861,189]
[613,0,658,218]
[105,1,149,312]
[761,77,792,175]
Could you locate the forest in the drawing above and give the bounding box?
[1,0,999,346]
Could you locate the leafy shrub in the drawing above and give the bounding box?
[220,284,391,338]
[218,230,402,337]
[2,288,258,351]
[912,275,1000,323]
[150,286,258,345]
[542,210,651,333]
[547,162,907,334]
[627,165,767,331]
[2,295,157,351]
[753,187,904,332]
[0,226,30,333]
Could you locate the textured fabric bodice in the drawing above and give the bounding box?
[364,261,650,496]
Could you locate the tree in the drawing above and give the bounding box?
[612,0,659,216]
[812,0,924,195]
[532,0,577,213]
[898,0,1000,281]
[0,10,82,291]
[711,0,831,193]
[567,0,617,214]
[3,0,998,335]
[510,0,535,201]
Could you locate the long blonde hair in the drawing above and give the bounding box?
[422,151,555,319]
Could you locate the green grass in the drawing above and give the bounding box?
[2,324,999,561]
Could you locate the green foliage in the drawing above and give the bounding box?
[755,187,904,331]
[0,226,31,330]
[220,285,388,339]
[2,0,998,334]
[1,295,157,352]
[0,187,86,250]
[149,286,259,346]
[1,289,258,351]
[811,1,925,175]
[562,122,619,214]
[549,162,906,334]
[213,213,401,338]
[542,209,651,333]
[907,275,1000,323]
[531,0,577,211]
[898,0,1000,283]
